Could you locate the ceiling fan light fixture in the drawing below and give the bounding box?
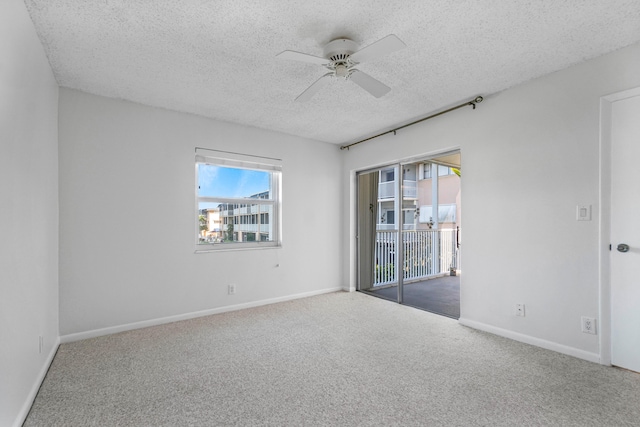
[335,63,349,78]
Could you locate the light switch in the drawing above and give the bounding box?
[576,205,591,221]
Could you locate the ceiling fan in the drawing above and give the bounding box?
[276,34,406,102]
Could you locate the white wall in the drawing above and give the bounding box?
[341,42,640,362]
[58,89,343,337]
[0,1,59,425]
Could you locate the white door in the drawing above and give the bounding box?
[610,94,640,373]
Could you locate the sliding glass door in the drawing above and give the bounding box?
[357,152,461,318]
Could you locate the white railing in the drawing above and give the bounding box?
[377,180,417,200]
[378,181,395,199]
[377,223,396,231]
[373,228,459,287]
[403,180,417,199]
[378,223,416,231]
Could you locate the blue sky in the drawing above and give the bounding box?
[198,164,270,200]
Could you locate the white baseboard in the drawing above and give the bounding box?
[458,317,601,364]
[14,337,60,427]
[61,287,344,344]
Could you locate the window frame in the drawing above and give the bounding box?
[195,149,282,253]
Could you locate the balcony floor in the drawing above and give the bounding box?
[365,275,460,319]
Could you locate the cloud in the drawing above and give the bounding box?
[198,164,219,196]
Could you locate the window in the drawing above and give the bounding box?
[403,209,416,229]
[386,210,395,225]
[422,163,432,179]
[421,163,454,179]
[438,165,453,176]
[195,150,281,251]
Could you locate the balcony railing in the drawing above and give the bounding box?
[373,228,459,287]
[377,223,417,231]
[378,180,417,200]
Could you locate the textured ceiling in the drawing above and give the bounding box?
[25,0,640,144]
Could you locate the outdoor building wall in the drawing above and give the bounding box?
[0,1,59,425]
[58,89,343,337]
[418,174,460,206]
[341,41,640,362]
[417,173,461,230]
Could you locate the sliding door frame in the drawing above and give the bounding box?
[355,149,461,306]
[356,163,400,301]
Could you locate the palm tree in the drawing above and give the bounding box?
[226,223,234,242]
[198,215,207,232]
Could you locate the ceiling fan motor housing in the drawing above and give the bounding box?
[323,38,358,63]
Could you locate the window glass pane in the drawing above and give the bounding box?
[438,165,451,176]
[198,201,274,245]
[381,169,394,182]
[198,164,271,199]
[386,210,395,225]
[423,163,431,179]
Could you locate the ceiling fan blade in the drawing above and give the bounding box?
[349,34,406,63]
[276,50,329,65]
[349,70,391,98]
[295,73,333,102]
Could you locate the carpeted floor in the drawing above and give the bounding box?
[25,291,640,426]
[368,275,460,318]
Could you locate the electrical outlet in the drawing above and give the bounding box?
[228,284,236,295]
[515,304,525,317]
[581,317,597,335]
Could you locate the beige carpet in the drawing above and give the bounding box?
[25,292,640,426]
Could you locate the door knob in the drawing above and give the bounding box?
[617,243,630,253]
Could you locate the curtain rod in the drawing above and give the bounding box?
[339,96,484,151]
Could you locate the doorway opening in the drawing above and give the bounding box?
[357,152,461,319]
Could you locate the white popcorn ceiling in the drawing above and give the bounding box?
[24,0,640,144]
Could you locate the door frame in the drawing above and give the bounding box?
[599,86,640,366]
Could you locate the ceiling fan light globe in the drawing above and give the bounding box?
[335,64,348,78]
